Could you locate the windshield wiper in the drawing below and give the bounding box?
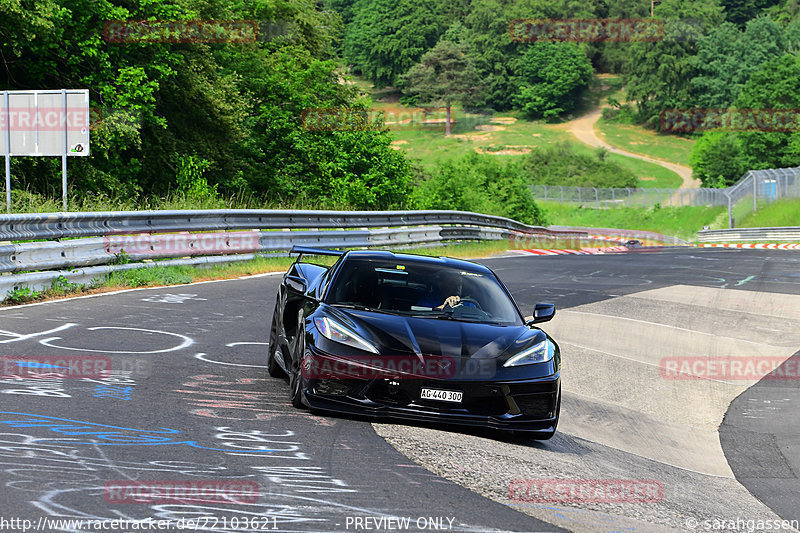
[332,303,376,312]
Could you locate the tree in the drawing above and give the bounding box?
[512,42,593,119]
[343,0,448,87]
[690,53,800,186]
[624,0,725,128]
[401,39,480,136]
[690,18,786,108]
[720,0,782,26]
[733,53,800,170]
[689,132,748,186]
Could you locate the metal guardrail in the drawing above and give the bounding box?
[697,226,800,243]
[0,209,589,296]
[0,209,573,241]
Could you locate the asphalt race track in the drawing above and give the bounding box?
[0,247,798,533]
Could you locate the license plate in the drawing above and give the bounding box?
[420,388,463,403]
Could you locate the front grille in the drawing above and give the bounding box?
[513,393,556,418]
[314,379,358,396]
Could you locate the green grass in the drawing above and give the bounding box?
[7,188,340,214]
[568,142,683,189]
[541,202,725,241]
[595,118,695,168]
[737,198,800,228]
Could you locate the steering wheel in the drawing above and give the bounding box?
[452,297,483,310]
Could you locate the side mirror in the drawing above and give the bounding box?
[528,303,556,324]
[285,275,307,294]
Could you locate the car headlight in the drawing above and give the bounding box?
[314,316,379,354]
[503,340,554,367]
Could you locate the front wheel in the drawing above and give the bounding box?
[267,307,286,378]
[289,334,309,409]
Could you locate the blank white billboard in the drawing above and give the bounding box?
[1,89,90,156]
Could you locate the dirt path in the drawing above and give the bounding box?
[567,108,701,189]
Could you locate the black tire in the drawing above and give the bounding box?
[267,307,286,378]
[289,332,309,409]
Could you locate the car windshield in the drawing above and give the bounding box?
[325,258,522,325]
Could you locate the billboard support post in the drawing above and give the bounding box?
[62,89,68,211]
[4,91,9,214]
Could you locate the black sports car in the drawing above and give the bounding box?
[267,246,561,439]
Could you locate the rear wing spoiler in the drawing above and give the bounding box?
[290,246,345,262]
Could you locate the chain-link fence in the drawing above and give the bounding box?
[529,185,729,208]
[530,167,800,228]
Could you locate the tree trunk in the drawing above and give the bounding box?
[445,100,452,136]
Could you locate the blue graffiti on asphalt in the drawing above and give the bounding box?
[0,412,276,453]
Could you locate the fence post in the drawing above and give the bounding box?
[560,186,564,202]
[594,187,599,208]
[578,187,581,205]
[544,185,548,202]
[725,191,733,228]
[656,188,660,205]
[753,172,757,213]
[612,188,615,204]
[643,188,646,207]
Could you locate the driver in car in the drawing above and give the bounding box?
[420,271,476,310]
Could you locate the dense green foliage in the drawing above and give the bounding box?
[416,153,546,225]
[690,53,800,186]
[5,0,800,210]
[0,0,413,208]
[513,43,593,119]
[520,143,638,188]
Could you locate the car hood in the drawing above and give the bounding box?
[325,306,545,362]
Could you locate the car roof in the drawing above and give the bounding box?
[341,250,492,275]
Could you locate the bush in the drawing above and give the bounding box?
[416,153,546,225]
[689,132,748,187]
[520,142,638,188]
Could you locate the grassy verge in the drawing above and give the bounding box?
[541,202,725,241]
[1,237,616,306]
[569,142,683,189]
[737,198,800,228]
[595,118,695,167]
